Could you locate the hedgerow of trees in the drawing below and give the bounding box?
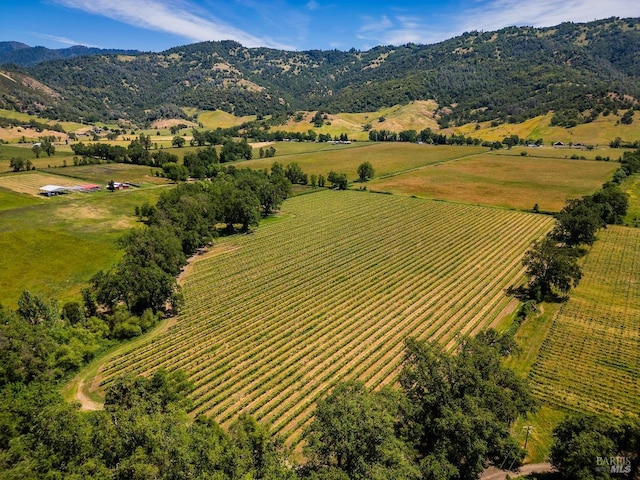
[521,161,632,301]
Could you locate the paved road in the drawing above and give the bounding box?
[481,462,555,479]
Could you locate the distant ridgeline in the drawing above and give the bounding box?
[0,17,639,127]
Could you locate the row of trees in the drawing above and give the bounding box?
[70,139,177,167]
[89,166,292,324]
[522,182,629,301]
[189,124,351,145]
[368,128,486,146]
[519,151,640,301]
[70,134,254,168]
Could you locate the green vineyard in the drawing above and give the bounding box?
[99,190,554,446]
[530,226,640,416]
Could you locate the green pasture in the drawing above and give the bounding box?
[0,168,169,307]
[0,143,38,160]
[43,163,167,186]
[240,143,488,181]
[0,143,77,171]
[367,153,617,211]
[622,175,640,226]
[0,188,44,211]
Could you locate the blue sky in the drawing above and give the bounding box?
[2,0,640,52]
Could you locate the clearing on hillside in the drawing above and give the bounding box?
[97,190,554,447]
[529,226,640,417]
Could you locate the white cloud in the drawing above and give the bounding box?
[460,0,640,33]
[356,0,640,48]
[37,33,100,48]
[306,0,320,10]
[52,0,293,49]
[357,14,448,46]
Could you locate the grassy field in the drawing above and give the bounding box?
[621,175,640,227]
[42,164,168,186]
[504,302,565,463]
[198,110,258,129]
[90,190,553,448]
[489,146,625,161]
[529,225,640,417]
[0,167,169,307]
[277,101,440,141]
[239,143,488,181]
[367,154,617,211]
[453,111,640,145]
[0,143,78,171]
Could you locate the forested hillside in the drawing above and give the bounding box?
[0,17,639,127]
[0,41,140,66]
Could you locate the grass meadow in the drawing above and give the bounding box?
[367,153,617,211]
[0,167,169,307]
[0,143,78,170]
[240,143,488,181]
[622,175,640,226]
[453,111,640,145]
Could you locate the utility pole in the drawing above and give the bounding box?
[506,426,534,471]
[523,425,533,452]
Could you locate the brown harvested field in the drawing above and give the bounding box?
[239,143,488,181]
[0,126,70,142]
[367,154,617,211]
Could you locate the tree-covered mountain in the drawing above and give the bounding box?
[1,17,639,126]
[0,41,140,66]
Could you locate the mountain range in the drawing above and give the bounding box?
[1,17,639,128]
[0,41,140,67]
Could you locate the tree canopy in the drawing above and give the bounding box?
[305,330,536,480]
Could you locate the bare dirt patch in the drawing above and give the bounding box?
[54,204,110,221]
[0,126,69,142]
[251,141,275,149]
[150,118,197,129]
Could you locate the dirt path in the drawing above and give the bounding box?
[69,314,179,410]
[68,243,239,411]
[481,463,555,479]
[75,377,103,411]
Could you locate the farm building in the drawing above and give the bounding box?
[39,185,70,196]
[39,184,101,196]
